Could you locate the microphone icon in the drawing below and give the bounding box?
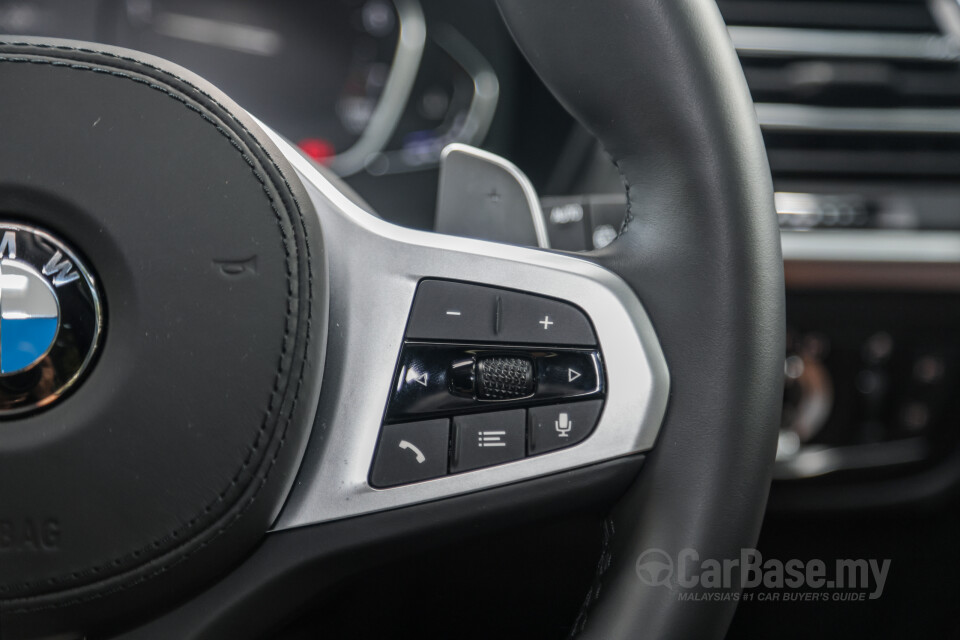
[555,412,572,438]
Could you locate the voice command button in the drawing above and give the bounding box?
[527,400,603,454]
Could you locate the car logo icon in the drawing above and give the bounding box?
[0,259,60,374]
[0,224,102,414]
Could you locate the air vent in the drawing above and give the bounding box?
[718,0,960,178]
[720,0,940,32]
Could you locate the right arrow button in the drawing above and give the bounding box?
[535,349,603,400]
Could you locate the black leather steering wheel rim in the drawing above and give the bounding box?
[496,0,784,636]
[0,0,783,637]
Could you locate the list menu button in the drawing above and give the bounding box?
[451,409,526,472]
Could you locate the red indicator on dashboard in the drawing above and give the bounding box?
[297,138,335,164]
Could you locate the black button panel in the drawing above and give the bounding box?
[386,343,603,421]
[370,280,607,488]
[406,280,597,346]
[371,401,605,486]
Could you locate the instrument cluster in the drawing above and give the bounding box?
[0,0,498,178]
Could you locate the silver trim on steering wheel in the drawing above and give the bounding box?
[259,123,670,530]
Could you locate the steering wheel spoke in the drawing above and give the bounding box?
[263,128,669,529]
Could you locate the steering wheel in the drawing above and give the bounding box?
[0,0,783,638]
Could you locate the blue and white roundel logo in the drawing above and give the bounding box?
[0,258,60,374]
[0,223,102,414]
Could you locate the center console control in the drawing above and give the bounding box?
[371,280,608,488]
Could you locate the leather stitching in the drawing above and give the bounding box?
[0,43,314,612]
[611,154,634,238]
[569,518,616,638]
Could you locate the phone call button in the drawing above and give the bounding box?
[371,418,451,488]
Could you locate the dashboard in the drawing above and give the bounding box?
[8,0,960,512]
[5,0,402,155]
[0,0,531,190]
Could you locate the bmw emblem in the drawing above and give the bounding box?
[0,223,102,414]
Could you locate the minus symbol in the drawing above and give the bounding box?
[446,310,462,316]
